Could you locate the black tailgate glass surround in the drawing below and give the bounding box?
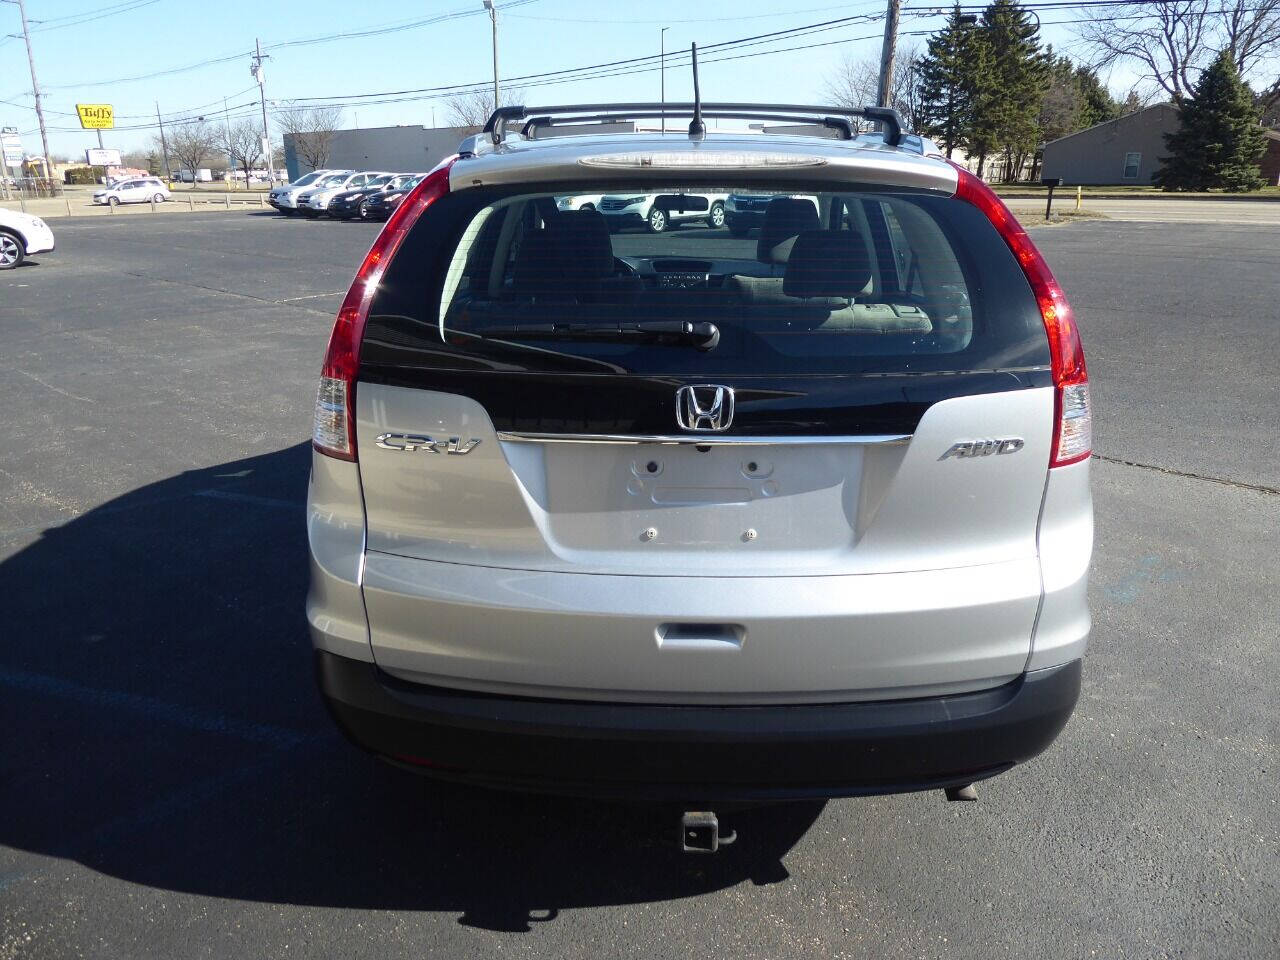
[358,180,1053,436]
[357,367,1051,437]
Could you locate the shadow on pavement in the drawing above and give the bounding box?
[0,443,821,929]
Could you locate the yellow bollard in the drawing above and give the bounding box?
[1075,186,1082,212]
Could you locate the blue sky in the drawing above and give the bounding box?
[1,0,1104,161]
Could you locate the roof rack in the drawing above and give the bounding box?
[481,103,906,148]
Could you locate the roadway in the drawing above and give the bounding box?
[0,212,1275,959]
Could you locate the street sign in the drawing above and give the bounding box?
[1,128,22,166]
[75,104,115,130]
[86,147,123,167]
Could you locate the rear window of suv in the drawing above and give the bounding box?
[362,181,1051,377]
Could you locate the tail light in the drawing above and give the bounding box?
[950,164,1091,468]
[312,158,457,461]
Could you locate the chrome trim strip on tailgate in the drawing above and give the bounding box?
[496,431,912,446]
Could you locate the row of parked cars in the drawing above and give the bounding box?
[557,191,813,234]
[268,169,429,221]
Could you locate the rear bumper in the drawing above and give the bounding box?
[317,650,1081,801]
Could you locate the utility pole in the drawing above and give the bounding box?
[875,0,901,109]
[251,39,276,185]
[13,0,51,180]
[155,103,172,179]
[660,26,669,133]
[223,96,233,173]
[482,0,499,112]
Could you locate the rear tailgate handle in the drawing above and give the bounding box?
[656,623,745,650]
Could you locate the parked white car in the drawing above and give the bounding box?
[0,207,55,269]
[555,194,604,212]
[298,171,389,217]
[92,177,171,206]
[268,169,352,215]
[598,191,729,232]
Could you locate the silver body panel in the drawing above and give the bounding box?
[355,384,1054,578]
[297,383,1094,702]
[306,454,372,663]
[361,553,1038,704]
[1028,458,1093,671]
[450,132,960,194]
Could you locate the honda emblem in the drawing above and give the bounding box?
[675,385,734,432]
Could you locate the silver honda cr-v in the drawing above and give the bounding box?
[307,102,1092,810]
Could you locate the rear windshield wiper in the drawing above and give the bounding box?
[474,320,720,351]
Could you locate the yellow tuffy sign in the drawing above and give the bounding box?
[75,104,115,130]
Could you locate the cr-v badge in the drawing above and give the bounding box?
[676,384,735,432]
[939,438,1025,460]
[375,434,481,454]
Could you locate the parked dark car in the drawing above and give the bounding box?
[362,173,427,221]
[725,192,818,236]
[328,174,409,220]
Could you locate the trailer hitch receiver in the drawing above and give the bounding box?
[681,811,737,853]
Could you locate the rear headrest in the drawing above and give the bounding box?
[511,228,556,297]
[757,197,821,265]
[783,230,874,299]
[512,209,615,298]
[545,209,615,280]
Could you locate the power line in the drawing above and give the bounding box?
[504,1,881,25]
[287,11,890,104]
[40,96,262,132]
[266,0,539,53]
[24,0,1188,96]
[12,0,1269,139]
[44,49,251,89]
[274,1,1280,113]
[28,0,160,32]
[41,0,539,88]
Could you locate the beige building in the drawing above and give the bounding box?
[1041,103,1177,185]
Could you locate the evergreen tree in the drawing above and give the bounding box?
[1038,55,1119,143]
[915,5,984,159]
[1039,53,1084,145]
[975,0,1049,181]
[1155,51,1266,192]
[1075,66,1119,129]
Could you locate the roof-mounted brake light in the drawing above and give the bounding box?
[579,153,827,169]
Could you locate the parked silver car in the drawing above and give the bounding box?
[307,103,1092,833]
[268,169,351,215]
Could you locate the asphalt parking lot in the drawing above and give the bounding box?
[1,212,1276,959]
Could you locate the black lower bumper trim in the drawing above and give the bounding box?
[317,652,1081,801]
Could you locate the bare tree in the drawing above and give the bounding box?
[824,46,922,130]
[443,88,523,133]
[121,149,154,171]
[221,118,264,188]
[1222,0,1280,80]
[165,120,219,186]
[275,101,344,171]
[1075,0,1280,100]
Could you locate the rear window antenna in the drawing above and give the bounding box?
[688,43,706,141]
